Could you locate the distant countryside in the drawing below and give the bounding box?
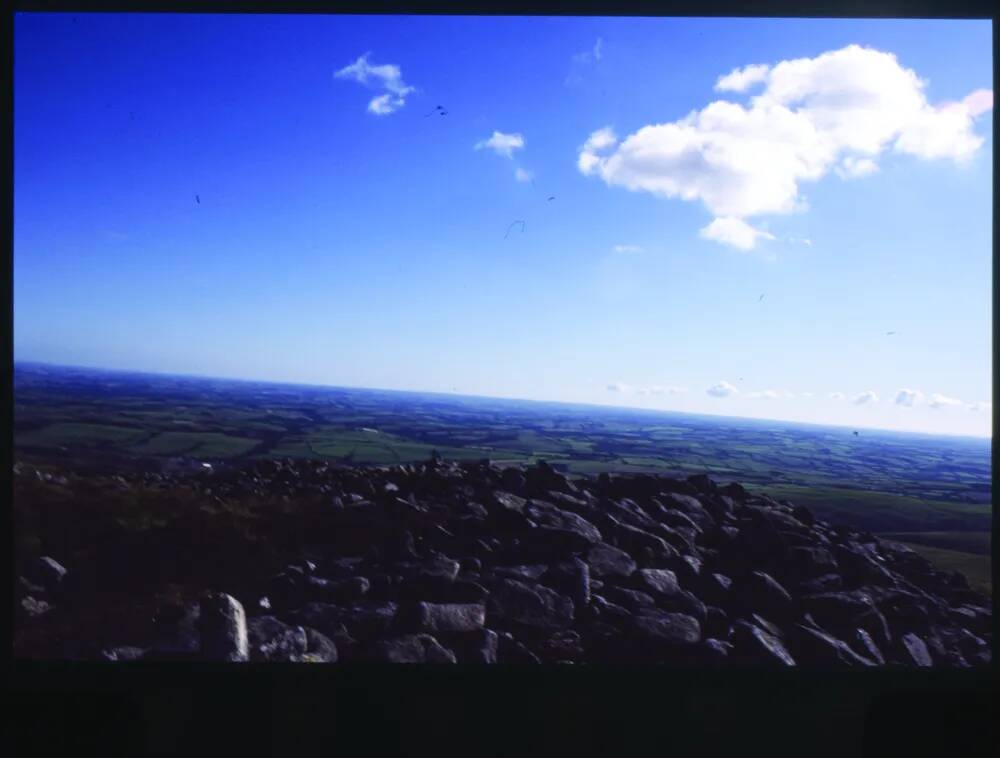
[14,362,992,594]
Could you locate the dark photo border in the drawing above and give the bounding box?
[5,2,996,756]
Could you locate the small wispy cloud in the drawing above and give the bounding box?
[894,388,924,407]
[613,244,644,254]
[800,392,814,398]
[514,167,534,183]
[929,393,963,409]
[475,131,525,158]
[699,217,776,251]
[746,389,780,399]
[649,385,687,395]
[787,236,813,246]
[566,37,605,85]
[968,401,992,413]
[608,382,686,396]
[854,390,879,405]
[707,381,738,398]
[334,52,415,115]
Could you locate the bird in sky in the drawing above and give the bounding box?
[853,430,859,436]
[759,294,765,302]
[195,195,200,204]
[504,220,526,239]
[886,331,895,336]
[547,196,556,201]
[425,105,447,117]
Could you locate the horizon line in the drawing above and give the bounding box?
[15,359,992,443]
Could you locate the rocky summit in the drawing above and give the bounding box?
[14,458,992,666]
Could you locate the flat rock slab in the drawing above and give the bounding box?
[732,620,797,666]
[417,602,486,633]
[488,578,575,630]
[634,569,681,597]
[586,543,637,579]
[632,611,702,646]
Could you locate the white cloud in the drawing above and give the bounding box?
[613,244,644,254]
[335,52,415,115]
[475,131,525,158]
[962,88,994,117]
[800,392,814,398]
[836,156,879,179]
[577,127,618,174]
[699,217,776,250]
[578,45,992,247]
[968,401,992,413]
[746,389,780,399]
[608,382,686,396]
[854,390,879,405]
[715,63,770,93]
[929,393,963,409]
[707,381,738,398]
[787,236,813,246]
[829,392,845,400]
[593,37,604,61]
[649,385,687,395]
[367,93,405,115]
[515,167,534,183]
[894,388,923,407]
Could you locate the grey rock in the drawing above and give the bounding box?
[303,628,339,662]
[738,571,794,621]
[852,628,885,665]
[545,558,591,608]
[19,596,52,618]
[601,585,657,611]
[29,556,68,592]
[246,616,308,661]
[897,632,933,667]
[731,620,797,666]
[632,611,702,645]
[416,602,486,633]
[199,592,249,662]
[789,624,876,667]
[586,542,637,579]
[100,646,147,662]
[488,578,575,629]
[633,568,681,598]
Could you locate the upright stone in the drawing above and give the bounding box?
[200,592,249,662]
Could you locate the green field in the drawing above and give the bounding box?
[17,422,150,448]
[129,432,261,458]
[893,542,992,596]
[879,531,991,556]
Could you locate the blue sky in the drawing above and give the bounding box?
[14,14,993,437]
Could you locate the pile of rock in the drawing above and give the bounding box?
[82,459,992,665]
